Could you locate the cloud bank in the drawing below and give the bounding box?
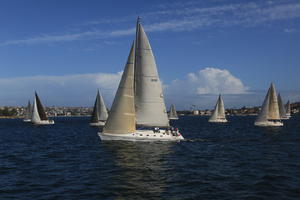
[0,67,299,109]
[0,72,122,106]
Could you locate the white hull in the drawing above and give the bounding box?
[98,129,184,141]
[169,117,178,120]
[23,119,31,122]
[209,118,227,123]
[90,121,105,126]
[32,120,55,125]
[254,121,283,127]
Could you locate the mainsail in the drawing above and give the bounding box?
[134,20,169,127]
[169,104,179,119]
[209,95,226,121]
[31,96,41,123]
[277,93,287,119]
[91,90,108,123]
[35,92,48,120]
[256,83,280,123]
[103,43,136,134]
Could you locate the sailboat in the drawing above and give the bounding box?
[254,83,283,126]
[90,90,108,126]
[31,92,54,125]
[285,100,291,118]
[99,19,184,141]
[23,100,32,122]
[168,104,179,120]
[209,94,227,123]
[277,93,289,120]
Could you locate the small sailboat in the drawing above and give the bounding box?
[99,20,183,141]
[31,92,54,125]
[90,90,108,126]
[254,83,283,127]
[209,94,227,123]
[277,93,289,120]
[285,100,291,118]
[23,100,32,122]
[168,104,179,120]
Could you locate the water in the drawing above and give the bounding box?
[1,116,300,200]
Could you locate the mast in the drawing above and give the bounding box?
[103,42,136,134]
[35,92,48,120]
[134,18,169,127]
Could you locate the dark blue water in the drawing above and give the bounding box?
[1,115,300,200]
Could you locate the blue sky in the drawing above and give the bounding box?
[0,0,299,109]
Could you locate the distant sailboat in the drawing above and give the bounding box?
[209,94,227,123]
[31,92,54,125]
[254,83,283,126]
[277,93,288,120]
[99,19,184,141]
[285,100,291,118]
[168,104,179,120]
[90,90,108,126]
[23,100,32,122]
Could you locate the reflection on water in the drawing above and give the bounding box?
[102,141,175,199]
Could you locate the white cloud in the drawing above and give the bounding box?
[167,67,248,95]
[0,72,122,106]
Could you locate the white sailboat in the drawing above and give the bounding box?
[23,100,32,122]
[254,83,283,127]
[99,36,183,141]
[168,104,179,120]
[277,93,289,120]
[285,100,291,118]
[90,89,108,126]
[31,92,54,125]
[209,94,227,123]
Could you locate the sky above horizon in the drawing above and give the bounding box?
[0,0,299,109]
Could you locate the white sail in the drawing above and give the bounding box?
[277,93,288,119]
[255,83,282,126]
[134,21,169,127]
[31,95,41,123]
[169,104,178,120]
[267,83,280,120]
[91,90,108,124]
[103,42,136,134]
[98,90,108,121]
[209,95,227,122]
